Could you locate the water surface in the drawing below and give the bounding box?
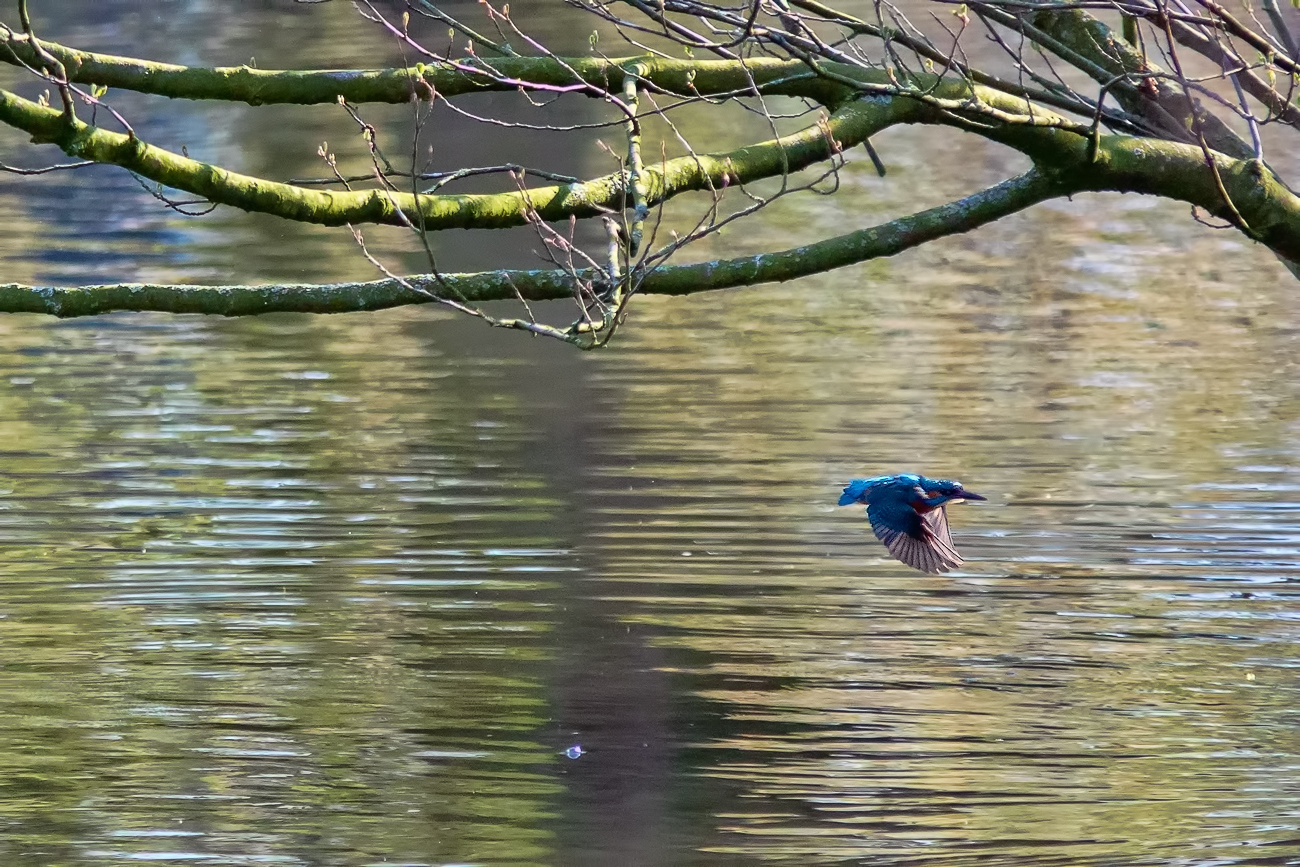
[0,4,1298,866]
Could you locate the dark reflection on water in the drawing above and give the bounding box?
[566,270,1300,866]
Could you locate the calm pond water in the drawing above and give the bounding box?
[2,4,1300,866]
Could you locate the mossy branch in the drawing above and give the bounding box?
[2,132,1297,320]
[3,58,1296,255]
[0,169,1059,317]
[0,82,908,228]
[0,30,849,105]
[1026,7,1253,160]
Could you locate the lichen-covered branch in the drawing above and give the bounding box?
[0,30,847,106]
[0,169,1059,317]
[0,78,902,228]
[1021,6,1253,160]
[3,129,1297,320]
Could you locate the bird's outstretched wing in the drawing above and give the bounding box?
[867,503,964,574]
[919,507,964,573]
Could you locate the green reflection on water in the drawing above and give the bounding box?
[0,313,578,866]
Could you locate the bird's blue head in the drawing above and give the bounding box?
[915,475,986,508]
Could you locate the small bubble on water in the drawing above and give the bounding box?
[564,745,584,759]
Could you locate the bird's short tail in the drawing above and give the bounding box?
[838,479,873,506]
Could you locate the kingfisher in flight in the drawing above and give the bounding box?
[838,474,986,573]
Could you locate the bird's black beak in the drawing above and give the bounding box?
[959,490,987,501]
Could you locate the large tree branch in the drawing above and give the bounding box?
[0,138,1291,320]
[4,65,1295,253]
[0,83,909,228]
[0,29,850,105]
[0,168,1059,316]
[1023,6,1254,160]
